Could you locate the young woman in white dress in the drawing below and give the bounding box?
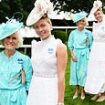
[85,0,105,102]
[26,0,67,105]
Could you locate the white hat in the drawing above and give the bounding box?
[90,0,102,14]
[26,0,53,26]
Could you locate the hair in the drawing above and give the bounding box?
[16,31,23,48]
[39,14,52,25]
[95,8,103,14]
[0,31,23,48]
[76,18,88,26]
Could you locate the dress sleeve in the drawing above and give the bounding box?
[67,31,74,50]
[88,31,93,50]
[23,56,32,90]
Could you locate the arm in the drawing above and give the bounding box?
[87,31,93,50]
[23,56,33,91]
[56,43,67,104]
[68,31,77,62]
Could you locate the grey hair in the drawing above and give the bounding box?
[16,31,23,48]
[0,31,23,48]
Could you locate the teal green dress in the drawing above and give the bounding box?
[68,29,93,86]
[0,50,32,105]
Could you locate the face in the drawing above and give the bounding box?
[77,18,86,29]
[3,33,19,51]
[94,10,103,22]
[33,18,52,40]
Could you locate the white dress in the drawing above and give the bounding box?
[26,35,61,105]
[85,21,105,94]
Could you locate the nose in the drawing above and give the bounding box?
[8,37,13,42]
[38,27,43,32]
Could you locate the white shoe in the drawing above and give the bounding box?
[91,94,99,101]
[73,94,78,99]
[81,95,85,100]
[96,95,105,102]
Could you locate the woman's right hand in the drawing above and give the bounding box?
[71,55,77,62]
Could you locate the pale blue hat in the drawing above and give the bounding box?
[72,11,88,23]
[0,19,23,40]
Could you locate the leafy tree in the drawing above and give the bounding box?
[0,0,105,23]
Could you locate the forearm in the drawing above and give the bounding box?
[58,77,65,103]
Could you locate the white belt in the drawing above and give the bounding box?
[34,72,57,78]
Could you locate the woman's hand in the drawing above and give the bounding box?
[70,50,77,62]
[71,55,77,62]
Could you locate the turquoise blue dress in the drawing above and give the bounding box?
[0,50,32,105]
[68,29,93,86]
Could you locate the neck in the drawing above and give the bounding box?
[41,34,51,40]
[78,27,84,31]
[4,49,16,57]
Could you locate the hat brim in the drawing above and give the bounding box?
[90,7,99,14]
[0,24,23,40]
[74,14,87,23]
[26,8,42,26]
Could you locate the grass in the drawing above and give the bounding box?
[64,51,105,105]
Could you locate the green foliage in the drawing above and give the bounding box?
[0,0,105,23]
[52,30,68,44]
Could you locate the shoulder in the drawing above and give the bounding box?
[69,29,77,37]
[31,40,41,45]
[57,42,67,54]
[0,51,3,55]
[84,29,92,35]
[70,29,77,34]
[16,51,31,61]
[0,51,3,58]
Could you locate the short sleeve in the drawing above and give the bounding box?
[67,31,74,50]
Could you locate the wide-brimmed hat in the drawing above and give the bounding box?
[72,11,87,23]
[26,0,53,26]
[90,0,102,14]
[0,19,23,40]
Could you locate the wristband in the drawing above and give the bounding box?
[57,102,64,105]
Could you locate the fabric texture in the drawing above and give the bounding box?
[0,51,32,105]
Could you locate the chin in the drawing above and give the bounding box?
[6,47,14,51]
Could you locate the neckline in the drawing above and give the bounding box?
[2,50,17,59]
[41,35,53,43]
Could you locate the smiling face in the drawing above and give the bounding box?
[3,33,19,51]
[94,9,103,22]
[33,17,52,40]
[77,18,87,30]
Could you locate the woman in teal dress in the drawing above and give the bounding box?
[68,11,93,100]
[0,19,32,105]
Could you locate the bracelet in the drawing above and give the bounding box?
[57,102,64,105]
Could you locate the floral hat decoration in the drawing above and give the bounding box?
[26,0,53,26]
[0,13,23,40]
[90,0,102,14]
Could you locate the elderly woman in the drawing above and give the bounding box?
[0,19,32,105]
[26,0,67,105]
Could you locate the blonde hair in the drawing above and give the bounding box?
[40,14,52,25]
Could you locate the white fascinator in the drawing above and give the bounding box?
[26,0,53,26]
[90,0,102,14]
